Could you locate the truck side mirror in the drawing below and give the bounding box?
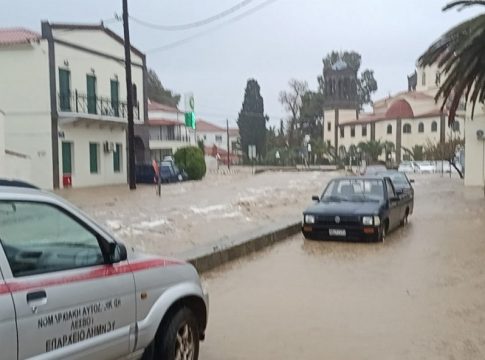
[109,242,128,263]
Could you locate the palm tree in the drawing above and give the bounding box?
[358,140,384,162]
[402,145,424,161]
[419,1,485,124]
[383,141,395,162]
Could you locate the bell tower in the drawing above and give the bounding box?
[322,59,359,158]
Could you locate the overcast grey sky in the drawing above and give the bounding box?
[2,0,481,127]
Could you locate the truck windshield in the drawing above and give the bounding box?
[322,179,384,202]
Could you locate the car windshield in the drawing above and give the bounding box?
[321,179,384,202]
[378,172,410,188]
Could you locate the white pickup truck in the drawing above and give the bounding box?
[0,180,208,360]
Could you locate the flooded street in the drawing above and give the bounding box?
[57,169,338,256]
[200,176,485,359]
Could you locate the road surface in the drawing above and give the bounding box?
[200,176,485,359]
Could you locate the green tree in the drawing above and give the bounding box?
[147,68,181,107]
[300,91,324,141]
[197,139,205,154]
[279,79,309,147]
[383,141,396,162]
[358,140,384,162]
[419,1,485,124]
[402,145,424,161]
[237,79,268,160]
[318,51,378,108]
[173,146,206,180]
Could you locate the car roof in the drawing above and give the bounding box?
[0,179,39,189]
[332,176,386,181]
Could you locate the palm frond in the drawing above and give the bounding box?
[419,13,485,123]
[444,1,485,11]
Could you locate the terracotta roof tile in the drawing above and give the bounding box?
[148,119,184,126]
[147,99,181,113]
[196,119,225,132]
[0,28,41,45]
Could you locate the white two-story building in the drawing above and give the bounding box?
[0,23,147,189]
[142,99,196,161]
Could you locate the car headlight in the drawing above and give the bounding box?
[362,216,373,225]
[373,216,381,226]
[304,214,315,224]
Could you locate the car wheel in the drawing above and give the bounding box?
[379,223,387,242]
[400,208,409,226]
[303,233,315,240]
[156,307,199,360]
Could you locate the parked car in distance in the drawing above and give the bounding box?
[398,161,415,173]
[135,162,188,184]
[376,170,414,221]
[414,161,436,173]
[302,176,409,242]
[135,164,156,184]
[363,164,387,175]
[0,182,208,360]
[160,161,188,183]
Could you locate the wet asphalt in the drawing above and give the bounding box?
[199,175,485,359]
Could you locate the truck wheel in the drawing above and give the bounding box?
[156,307,199,360]
[379,222,387,243]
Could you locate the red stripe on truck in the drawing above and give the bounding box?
[0,258,183,295]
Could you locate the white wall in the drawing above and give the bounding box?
[416,63,440,93]
[0,41,53,188]
[323,109,335,146]
[198,131,227,150]
[52,29,144,66]
[54,40,144,123]
[0,111,4,170]
[58,123,126,187]
[465,110,485,187]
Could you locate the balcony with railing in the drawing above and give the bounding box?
[58,91,140,121]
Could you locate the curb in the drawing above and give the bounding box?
[178,220,302,273]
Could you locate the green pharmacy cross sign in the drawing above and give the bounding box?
[184,93,196,129]
[185,111,196,129]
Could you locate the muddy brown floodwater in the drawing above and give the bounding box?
[199,175,485,360]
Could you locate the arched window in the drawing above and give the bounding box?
[431,121,438,132]
[418,122,424,133]
[403,124,411,134]
[387,124,392,134]
[452,121,460,132]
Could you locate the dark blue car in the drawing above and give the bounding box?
[302,176,409,242]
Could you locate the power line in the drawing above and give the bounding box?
[129,0,255,31]
[145,0,279,53]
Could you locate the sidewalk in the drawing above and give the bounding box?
[57,170,340,257]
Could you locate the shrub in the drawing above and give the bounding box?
[174,146,206,180]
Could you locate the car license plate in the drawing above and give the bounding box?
[329,229,346,236]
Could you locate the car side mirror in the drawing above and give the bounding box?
[410,179,415,183]
[312,195,320,202]
[109,242,127,263]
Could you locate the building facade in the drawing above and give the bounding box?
[196,120,240,153]
[323,61,463,164]
[144,99,196,161]
[0,23,147,189]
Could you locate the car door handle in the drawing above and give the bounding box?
[27,290,47,313]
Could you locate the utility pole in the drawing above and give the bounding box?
[123,0,136,190]
[226,119,230,170]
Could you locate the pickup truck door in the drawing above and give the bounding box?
[384,178,401,230]
[0,200,136,360]
[0,256,17,360]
